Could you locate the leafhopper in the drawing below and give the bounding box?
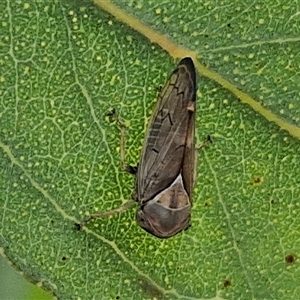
[78,57,197,238]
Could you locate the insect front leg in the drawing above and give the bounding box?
[192,135,212,186]
[106,108,138,175]
[196,135,212,150]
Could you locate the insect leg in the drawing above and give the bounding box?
[193,135,212,184]
[75,110,138,230]
[196,135,212,150]
[76,199,136,230]
[106,109,137,175]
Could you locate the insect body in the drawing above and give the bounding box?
[135,57,197,238]
[78,57,197,239]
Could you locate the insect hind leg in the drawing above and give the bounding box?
[75,199,136,230]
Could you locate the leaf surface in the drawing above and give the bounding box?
[0,1,299,299]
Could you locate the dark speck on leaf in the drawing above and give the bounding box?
[223,279,231,288]
[285,254,296,264]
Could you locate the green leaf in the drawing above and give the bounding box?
[1,0,299,299]
[0,254,52,300]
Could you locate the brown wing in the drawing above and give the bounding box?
[136,57,196,204]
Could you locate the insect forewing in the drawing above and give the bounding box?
[136,57,197,238]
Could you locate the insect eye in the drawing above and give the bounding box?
[136,210,147,224]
